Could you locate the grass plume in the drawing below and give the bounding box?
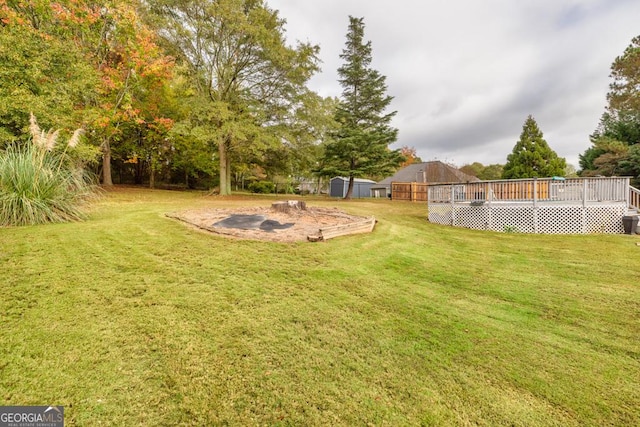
[0,115,97,226]
[68,128,84,148]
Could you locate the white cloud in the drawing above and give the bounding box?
[268,0,640,168]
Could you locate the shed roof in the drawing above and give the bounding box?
[331,176,377,184]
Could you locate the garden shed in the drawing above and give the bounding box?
[330,177,376,198]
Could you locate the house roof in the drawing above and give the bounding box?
[374,161,479,187]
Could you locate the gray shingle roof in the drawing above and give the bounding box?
[374,161,479,187]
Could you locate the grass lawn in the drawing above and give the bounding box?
[1,187,638,426]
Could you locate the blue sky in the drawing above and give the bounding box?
[268,0,640,168]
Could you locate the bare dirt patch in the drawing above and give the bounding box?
[167,204,372,242]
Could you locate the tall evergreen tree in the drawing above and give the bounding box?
[502,115,566,179]
[320,16,402,199]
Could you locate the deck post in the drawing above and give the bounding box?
[533,178,539,233]
[624,177,630,207]
[581,180,588,232]
[450,184,455,226]
[487,182,492,230]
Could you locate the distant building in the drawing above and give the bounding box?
[296,180,327,195]
[330,177,376,198]
[371,161,479,198]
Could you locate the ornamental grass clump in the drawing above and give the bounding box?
[0,114,98,226]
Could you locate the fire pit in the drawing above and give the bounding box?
[167,201,375,242]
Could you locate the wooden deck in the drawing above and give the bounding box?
[427,177,634,234]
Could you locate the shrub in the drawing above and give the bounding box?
[0,115,98,226]
[248,180,275,194]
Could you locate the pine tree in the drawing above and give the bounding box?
[579,35,640,178]
[320,16,402,199]
[608,35,640,113]
[502,115,566,179]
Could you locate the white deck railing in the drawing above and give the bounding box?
[630,186,640,212]
[428,177,630,206]
[427,177,632,234]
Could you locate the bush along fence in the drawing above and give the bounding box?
[427,177,634,234]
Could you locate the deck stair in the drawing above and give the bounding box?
[627,186,640,233]
[629,185,640,211]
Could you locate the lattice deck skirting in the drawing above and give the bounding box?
[428,203,627,234]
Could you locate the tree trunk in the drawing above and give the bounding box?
[344,175,355,199]
[102,139,113,186]
[226,155,231,194]
[218,138,232,195]
[150,161,155,189]
[272,200,306,213]
[134,161,143,185]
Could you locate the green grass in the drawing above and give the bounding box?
[1,187,638,426]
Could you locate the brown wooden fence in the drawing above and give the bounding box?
[391,182,428,201]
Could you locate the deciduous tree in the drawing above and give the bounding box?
[82,2,174,186]
[400,146,421,167]
[0,1,97,142]
[460,162,504,180]
[273,93,338,192]
[0,0,175,187]
[150,0,320,195]
[460,162,485,178]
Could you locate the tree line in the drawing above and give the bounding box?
[0,1,405,197]
[579,36,640,186]
[2,1,638,194]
